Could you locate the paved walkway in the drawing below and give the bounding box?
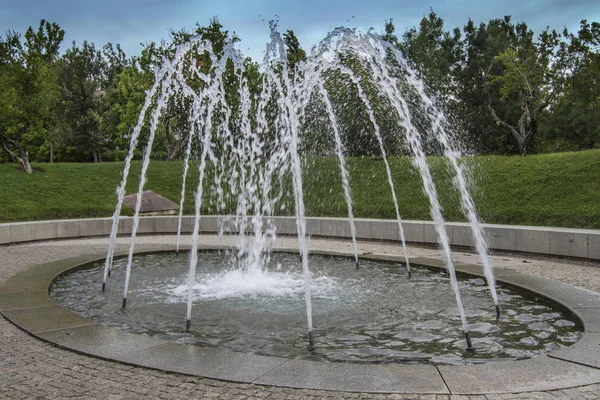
[1,235,600,399]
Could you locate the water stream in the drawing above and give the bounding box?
[103,25,501,350]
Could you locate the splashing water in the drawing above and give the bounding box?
[104,24,499,349]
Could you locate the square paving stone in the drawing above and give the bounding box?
[424,223,452,245]
[0,275,52,293]
[453,263,519,279]
[33,222,57,241]
[516,229,551,254]
[273,217,296,235]
[549,333,600,369]
[572,307,600,333]
[79,219,109,237]
[409,257,446,269]
[497,274,600,309]
[402,221,425,243]
[438,356,600,394]
[305,218,321,236]
[0,291,55,311]
[56,220,80,238]
[352,219,371,240]
[1,306,95,333]
[121,342,286,383]
[550,230,588,258]
[9,223,34,242]
[254,359,448,393]
[39,324,168,359]
[360,253,405,263]
[0,255,104,294]
[154,216,179,233]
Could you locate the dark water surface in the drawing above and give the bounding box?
[51,252,582,365]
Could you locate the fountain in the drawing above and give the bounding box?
[100,24,503,352]
[1,23,599,397]
[52,250,581,364]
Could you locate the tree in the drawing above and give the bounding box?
[298,48,404,157]
[101,42,159,161]
[283,30,306,74]
[56,40,109,162]
[382,19,400,48]
[539,20,600,151]
[448,16,577,156]
[452,17,518,154]
[392,11,464,153]
[398,10,462,100]
[0,20,64,172]
[102,18,252,162]
[485,22,572,156]
[98,43,135,161]
[153,18,243,160]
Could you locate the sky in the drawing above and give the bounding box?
[1,0,598,62]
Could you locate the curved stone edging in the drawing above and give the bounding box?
[1,216,599,260]
[1,246,600,394]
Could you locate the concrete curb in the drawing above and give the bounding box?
[1,216,600,260]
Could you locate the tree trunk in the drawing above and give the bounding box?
[520,144,528,156]
[50,141,54,163]
[17,147,33,173]
[92,151,99,163]
[21,155,33,173]
[488,104,536,157]
[167,140,184,161]
[164,114,185,161]
[1,134,33,173]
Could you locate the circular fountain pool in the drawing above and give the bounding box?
[50,251,582,365]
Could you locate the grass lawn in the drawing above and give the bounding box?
[1,149,599,229]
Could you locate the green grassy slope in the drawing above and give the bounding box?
[1,150,598,228]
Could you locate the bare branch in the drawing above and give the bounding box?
[487,103,523,141]
[0,134,21,164]
[534,98,551,115]
[516,66,534,100]
[518,108,527,138]
[0,131,19,147]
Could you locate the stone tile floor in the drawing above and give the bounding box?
[1,235,600,399]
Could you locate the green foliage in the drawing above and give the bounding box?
[54,40,109,162]
[320,59,403,156]
[0,20,64,172]
[484,21,572,156]
[395,12,598,157]
[283,30,306,73]
[398,10,462,100]
[539,20,600,151]
[102,43,158,161]
[382,19,400,48]
[0,13,598,171]
[145,17,250,160]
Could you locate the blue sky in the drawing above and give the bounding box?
[1,0,598,61]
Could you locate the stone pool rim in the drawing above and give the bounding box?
[1,244,600,394]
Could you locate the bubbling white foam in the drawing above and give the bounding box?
[166,268,340,301]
